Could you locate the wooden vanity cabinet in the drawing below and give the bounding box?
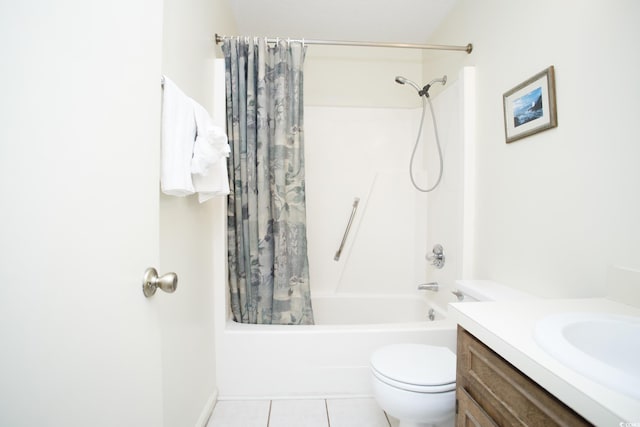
[455,326,592,427]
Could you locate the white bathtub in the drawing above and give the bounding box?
[216,293,456,399]
[312,293,446,324]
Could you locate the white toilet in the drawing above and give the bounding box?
[370,280,536,427]
[371,343,456,427]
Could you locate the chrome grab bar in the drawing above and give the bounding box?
[334,197,360,261]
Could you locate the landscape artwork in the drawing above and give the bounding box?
[503,66,557,143]
[513,86,543,127]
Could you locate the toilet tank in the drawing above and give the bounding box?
[454,280,538,302]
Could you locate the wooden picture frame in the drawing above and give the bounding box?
[503,66,557,143]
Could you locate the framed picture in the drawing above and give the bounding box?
[503,66,557,143]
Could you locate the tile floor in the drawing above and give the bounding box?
[206,398,400,427]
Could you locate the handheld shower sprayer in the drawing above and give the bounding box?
[395,75,447,98]
[395,76,422,92]
[395,74,448,192]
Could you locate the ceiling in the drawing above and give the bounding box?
[226,0,458,44]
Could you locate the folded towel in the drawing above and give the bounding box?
[161,76,196,196]
[191,101,230,176]
[192,159,230,202]
[160,75,230,201]
[190,99,231,202]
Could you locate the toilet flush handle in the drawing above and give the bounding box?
[451,290,464,301]
[142,267,178,297]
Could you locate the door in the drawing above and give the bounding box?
[0,1,164,426]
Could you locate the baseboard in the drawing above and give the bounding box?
[195,389,218,427]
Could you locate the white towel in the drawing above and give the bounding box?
[191,101,230,176]
[160,76,230,201]
[192,161,230,202]
[191,100,231,202]
[161,76,196,196]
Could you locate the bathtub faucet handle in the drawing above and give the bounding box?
[417,282,439,292]
[426,244,445,269]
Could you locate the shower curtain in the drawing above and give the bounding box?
[223,37,314,325]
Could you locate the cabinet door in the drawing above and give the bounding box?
[456,327,592,427]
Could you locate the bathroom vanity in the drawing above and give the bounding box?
[456,326,589,426]
[450,297,640,425]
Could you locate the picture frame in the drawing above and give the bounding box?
[503,66,557,143]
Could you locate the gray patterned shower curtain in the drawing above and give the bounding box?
[223,37,314,325]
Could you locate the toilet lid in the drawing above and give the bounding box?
[370,344,456,390]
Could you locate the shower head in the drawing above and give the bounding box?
[395,75,447,97]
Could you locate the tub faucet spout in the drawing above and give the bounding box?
[418,282,439,292]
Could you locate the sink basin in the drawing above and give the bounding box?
[534,312,640,400]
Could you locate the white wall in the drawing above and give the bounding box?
[305,46,423,108]
[160,0,235,425]
[426,0,640,298]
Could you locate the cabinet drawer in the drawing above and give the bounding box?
[456,326,591,427]
[457,387,499,427]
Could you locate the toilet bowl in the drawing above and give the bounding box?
[370,343,456,427]
[370,281,537,426]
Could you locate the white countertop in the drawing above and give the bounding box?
[449,298,640,426]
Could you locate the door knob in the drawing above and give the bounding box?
[142,267,178,297]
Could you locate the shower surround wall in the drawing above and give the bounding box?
[297,45,432,295]
[305,68,474,299]
[305,106,427,295]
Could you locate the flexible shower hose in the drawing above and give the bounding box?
[409,95,443,192]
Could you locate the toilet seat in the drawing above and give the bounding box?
[370,343,456,393]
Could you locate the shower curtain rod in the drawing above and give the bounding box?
[214,33,473,54]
